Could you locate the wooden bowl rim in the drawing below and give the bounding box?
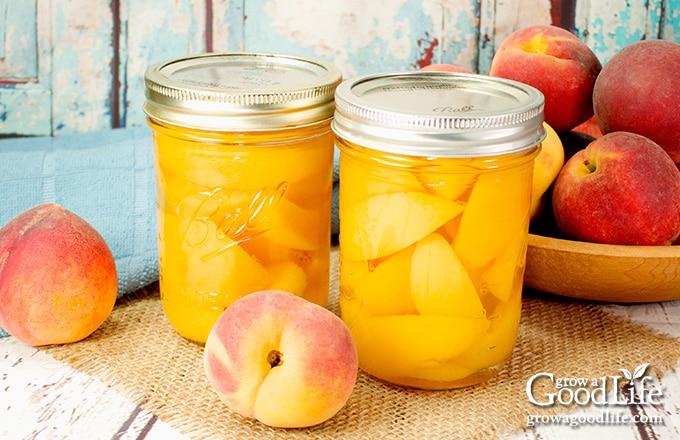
[527,233,680,259]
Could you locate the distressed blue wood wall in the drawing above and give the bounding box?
[1,0,678,137]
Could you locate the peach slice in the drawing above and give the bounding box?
[339,155,425,208]
[155,135,235,190]
[156,165,211,213]
[177,185,326,252]
[184,222,269,308]
[262,196,329,251]
[416,169,478,201]
[352,314,490,380]
[338,259,368,328]
[156,133,326,193]
[457,295,521,371]
[453,168,531,270]
[410,358,479,386]
[160,215,270,343]
[341,191,464,261]
[410,233,485,318]
[479,233,527,302]
[159,282,226,344]
[342,245,418,318]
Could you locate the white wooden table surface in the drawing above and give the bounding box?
[2,299,680,440]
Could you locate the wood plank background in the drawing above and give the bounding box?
[1,0,679,137]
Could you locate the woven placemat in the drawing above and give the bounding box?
[43,249,680,439]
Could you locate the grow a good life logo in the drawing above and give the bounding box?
[525,364,666,428]
[526,363,663,407]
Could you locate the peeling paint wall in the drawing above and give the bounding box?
[0,0,678,137]
[575,0,680,64]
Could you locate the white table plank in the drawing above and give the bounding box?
[604,300,680,338]
[0,337,187,440]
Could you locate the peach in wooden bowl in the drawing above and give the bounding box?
[524,125,680,303]
[525,188,680,304]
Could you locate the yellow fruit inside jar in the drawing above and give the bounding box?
[144,53,341,344]
[333,72,544,389]
[338,141,535,389]
[151,122,333,344]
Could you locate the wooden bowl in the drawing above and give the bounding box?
[524,233,680,303]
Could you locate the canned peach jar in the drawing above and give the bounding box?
[332,72,545,389]
[143,53,342,343]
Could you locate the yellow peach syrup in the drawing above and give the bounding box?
[333,71,545,389]
[143,53,342,344]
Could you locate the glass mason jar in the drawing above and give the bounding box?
[143,53,342,344]
[332,72,545,389]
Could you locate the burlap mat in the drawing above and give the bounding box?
[42,248,680,439]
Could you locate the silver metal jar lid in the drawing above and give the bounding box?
[332,71,546,157]
[143,53,343,131]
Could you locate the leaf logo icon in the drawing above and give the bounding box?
[619,363,649,382]
[633,363,650,380]
[619,368,632,381]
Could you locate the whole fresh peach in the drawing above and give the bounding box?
[204,290,358,428]
[420,63,475,74]
[552,132,680,245]
[0,204,118,346]
[593,39,680,162]
[489,25,602,133]
[530,122,565,221]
